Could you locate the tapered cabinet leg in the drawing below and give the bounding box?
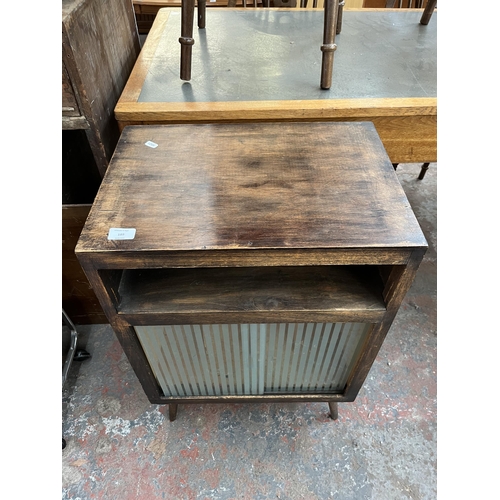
[169,403,178,422]
[328,402,338,420]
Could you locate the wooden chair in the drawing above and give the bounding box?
[420,0,436,25]
[179,0,343,89]
[384,0,436,25]
[300,0,344,35]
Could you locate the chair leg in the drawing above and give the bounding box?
[420,0,437,25]
[418,162,430,180]
[336,0,345,35]
[198,0,206,29]
[320,0,339,90]
[180,0,196,81]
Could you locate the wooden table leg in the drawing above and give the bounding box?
[180,0,196,80]
[328,401,338,420]
[420,0,437,25]
[320,0,339,90]
[169,403,178,421]
[418,162,430,180]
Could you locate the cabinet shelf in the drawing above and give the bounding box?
[116,265,386,324]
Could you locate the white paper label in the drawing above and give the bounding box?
[145,141,158,148]
[108,228,136,240]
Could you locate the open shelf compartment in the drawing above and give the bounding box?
[114,265,387,324]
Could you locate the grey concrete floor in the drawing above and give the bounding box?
[62,163,436,499]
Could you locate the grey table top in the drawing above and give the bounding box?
[138,9,437,103]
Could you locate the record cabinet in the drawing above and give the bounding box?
[75,121,427,421]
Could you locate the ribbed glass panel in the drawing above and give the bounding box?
[135,323,371,397]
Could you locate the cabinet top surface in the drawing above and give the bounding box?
[76,122,427,256]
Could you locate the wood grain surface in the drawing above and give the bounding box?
[76,122,427,258]
[117,265,386,324]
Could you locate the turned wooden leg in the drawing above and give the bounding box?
[320,0,339,90]
[197,0,206,29]
[328,402,338,420]
[418,162,430,180]
[169,403,178,421]
[179,0,196,81]
[336,0,345,35]
[420,0,437,25]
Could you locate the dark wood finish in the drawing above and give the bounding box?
[320,0,339,89]
[418,162,430,179]
[63,0,141,323]
[336,0,345,34]
[344,248,425,400]
[179,0,196,80]
[328,401,338,420]
[62,62,80,117]
[67,248,413,269]
[62,0,140,176]
[76,123,426,254]
[420,0,436,25]
[198,0,207,27]
[62,205,107,324]
[177,2,341,88]
[76,121,427,417]
[169,403,178,421]
[116,266,387,324]
[391,161,431,180]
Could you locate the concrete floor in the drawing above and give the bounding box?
[62,163,437,500]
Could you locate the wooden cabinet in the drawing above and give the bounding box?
[62,0,141,323]
[76,122,427,419]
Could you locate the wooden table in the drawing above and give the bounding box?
[116,8,436,164]
[76,121,427,421]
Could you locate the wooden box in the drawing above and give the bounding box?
[76,121,427,420]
